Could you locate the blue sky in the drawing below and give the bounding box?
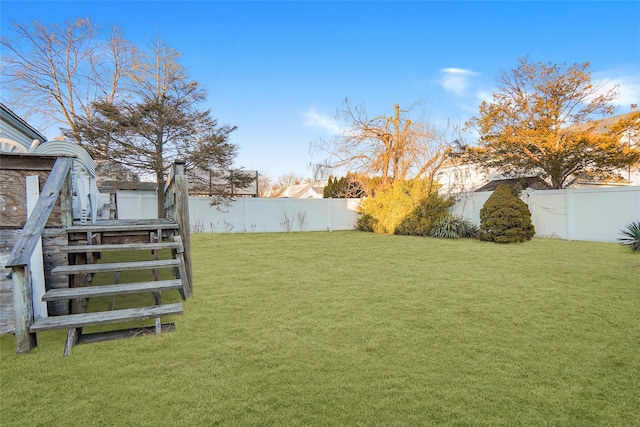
[2,1,639,180]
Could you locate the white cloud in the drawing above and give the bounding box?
[439,68,480,97]
[588,71,640,110]
[302,107,341,135]
[474,90,494,105]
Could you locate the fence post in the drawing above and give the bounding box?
[566,189,573,241]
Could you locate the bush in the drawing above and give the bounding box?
[324,174,367,198]
[619,220,640,252]
[478,184,535,243]
[395,193,454,236]
[429,215,479,239]
[356,180,452,235]
[356,212,376,232]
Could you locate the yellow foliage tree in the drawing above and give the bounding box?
[467,57,640,188]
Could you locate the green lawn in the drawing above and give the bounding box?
[1,232,638,426]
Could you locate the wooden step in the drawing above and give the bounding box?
[66,222,178,233]
[60,242,181,253]
[29,303,183,332]
[52,259,180,275]
[42,280,183,301]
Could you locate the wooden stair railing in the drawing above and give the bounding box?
[4,157,73,354]
[163,161,193,298]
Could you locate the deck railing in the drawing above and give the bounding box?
[163,161,193,298]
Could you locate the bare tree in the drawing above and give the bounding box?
[1,17,138,155]
[311,100,450,194]
[277,172,305,188]
[256,171,273,197]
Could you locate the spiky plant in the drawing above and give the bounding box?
[429,215,479,239]
[619,220,640,252]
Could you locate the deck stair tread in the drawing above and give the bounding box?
[61,242,181,253]
[66,223,178,233]
[29,303,183,332]
[42,280,183,301]
[52,259,180,275]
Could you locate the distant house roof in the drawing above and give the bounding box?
[278,182,326,198]
[567,110,639,134]
[99,181,157,192]
[0,102,47,146]
[475,176,551,192]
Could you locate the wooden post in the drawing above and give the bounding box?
[174,174,193,298]
[12,265,37,353]
[60,166,73,228]
[165,161,192,298]
[26,175,47,319]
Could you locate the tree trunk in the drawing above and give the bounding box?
[156,170,165,218]
[155,129,165,218]
[550,175,563,189]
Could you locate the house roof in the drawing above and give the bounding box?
[475,176,551,192]
[0,102,47,144]
[567,110,639,134]
[278,182,326,198]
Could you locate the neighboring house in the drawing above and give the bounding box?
[277,182,326,198]
[0,103,47,153]
[188,168,259,197]
[436,160,490,195]
[474,176,551,192]
[437,107,640,195]
[436,160,545,195]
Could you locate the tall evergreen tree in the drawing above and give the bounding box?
[75,37,239,216]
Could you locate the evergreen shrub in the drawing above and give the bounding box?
[324,174,366,198]
[478,184,535,243]
[356,213,376,232]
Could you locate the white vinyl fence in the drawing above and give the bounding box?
[111,186,640,242]
[113,191,361,233]
[451,186,640,243]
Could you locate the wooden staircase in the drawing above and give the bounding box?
[5,159,192,355]
[29,219,191,356]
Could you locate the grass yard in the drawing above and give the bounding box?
[1,231,639,426]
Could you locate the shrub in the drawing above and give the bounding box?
[478,184,535,243]
[429,214,479,239]
[356,212,376,232]
[395,193,454,236]
[619,220,640,252]
[324,174,366,198]
[357,180,426,234]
